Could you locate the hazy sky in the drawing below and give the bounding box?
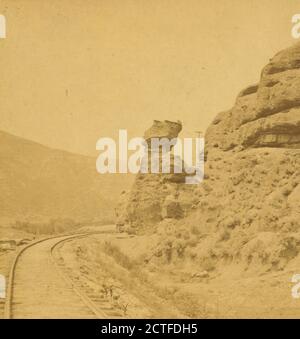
[0,0,298,156]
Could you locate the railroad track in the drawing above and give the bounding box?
[4,232,122,319]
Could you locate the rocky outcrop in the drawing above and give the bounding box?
[117,43,300,275]
[116,120,196,233]
[162,194,184,219]
[206,42,300,153]
[118,43,300,275]
[112,43,300,320]
[152,42,300,272]
[144,120,182,145]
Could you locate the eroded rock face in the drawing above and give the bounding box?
[117,42,300,262]
[156,42,300,272]
[162,194,184,219]
[206,42,300,153]
[202,43,300,245]
[257,43,300,116]
[116,120,196,233]
[144,120,182,145]
[119,43,300,276]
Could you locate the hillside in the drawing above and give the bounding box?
[0,130,132,226]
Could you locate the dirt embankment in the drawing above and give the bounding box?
[59,233,300,318]
[56,233,186,318]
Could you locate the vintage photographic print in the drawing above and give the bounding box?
[0,0,300,322]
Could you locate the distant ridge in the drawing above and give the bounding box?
[0,130,132,224]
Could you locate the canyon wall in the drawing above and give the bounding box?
[117,42,300,272]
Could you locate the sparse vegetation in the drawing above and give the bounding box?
[12,218,81,235]
[102,241,138,270]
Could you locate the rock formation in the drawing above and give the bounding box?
[144,120,183,144]
[206,43,300,152]
[117,42,300,273]
[158,42,300,272]
[116,120,196,233]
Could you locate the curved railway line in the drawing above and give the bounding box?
[4,233,121,319]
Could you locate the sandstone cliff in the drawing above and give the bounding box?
[155,42,300,273]
[118,42,300,274]
[206,42,300,151]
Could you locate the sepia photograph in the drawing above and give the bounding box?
[0,0,300,326]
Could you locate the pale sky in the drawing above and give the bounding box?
[0,0,298,156]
